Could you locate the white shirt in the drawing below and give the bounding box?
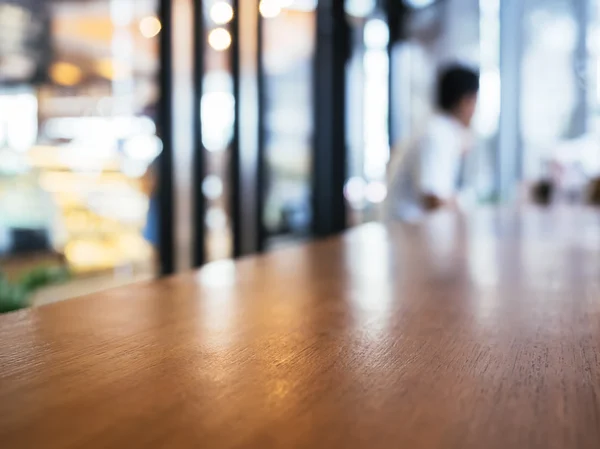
[387,113,471,222]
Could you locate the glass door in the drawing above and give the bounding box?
[518,0,598,199]
[344,1,390,225]
[259,0,316,247]
[198,0,237,262]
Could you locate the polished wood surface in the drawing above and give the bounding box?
[1,208,600,449]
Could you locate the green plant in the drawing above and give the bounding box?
[0,266,69,314]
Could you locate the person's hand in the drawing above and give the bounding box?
[422,194,444,211]
[421,194,460,212]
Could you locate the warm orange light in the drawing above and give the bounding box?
[139,16,162,38]
[49,62,83,86]
[208,28,232,51]
[95,59,129,80]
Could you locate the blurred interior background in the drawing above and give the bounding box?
[0,0,599,305]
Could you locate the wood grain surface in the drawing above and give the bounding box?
[1,208,600,449]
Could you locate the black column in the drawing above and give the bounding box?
[157,0,175,275]
[386,0,406,149]
[256,11,266,253]
[192,0,206,267]
[313,0,349,237]
[237,0,263,255]
[230,0,242,258]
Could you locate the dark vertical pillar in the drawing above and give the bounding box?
[158,0,175,275]
[192,0,206,267]
[256,11,266,252]
[238,0,262,255]
[313,0,349,237]
[386,0,399,148]
[386,0,407,149]
[230,0,242,258]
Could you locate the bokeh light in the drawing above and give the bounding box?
[345,0,376,18]
[208,28,232,51]
[365,181,387,203]
[344,177,367,204]
[139,16,162,38]
[210,2,234,25]
[202,175,224,200]
[260,0,282,19]
[49,62,83,86]
[206,207,228,230]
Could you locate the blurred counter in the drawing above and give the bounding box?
[0,144,156,288]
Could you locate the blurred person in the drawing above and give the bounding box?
[531,135,600,205]
[141,163,158,246]
[387,65,479,222]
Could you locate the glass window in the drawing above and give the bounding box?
[0,0,161,302]
[474,0,500,200]
[260,0,316,246]
[585,0,600,175]
[520,0,580,180]
[202,0,236,262]
[344,3,390,225]
[516,0,600,202]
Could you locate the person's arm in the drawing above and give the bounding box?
[418,129,455,211]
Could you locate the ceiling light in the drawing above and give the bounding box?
[139,16,162,38]
[260,0,281,18]
[210,2,234,25]
[208,28,232,51]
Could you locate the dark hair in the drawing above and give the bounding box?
[437,65,480,112]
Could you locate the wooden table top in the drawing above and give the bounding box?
[2,208,600,449]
